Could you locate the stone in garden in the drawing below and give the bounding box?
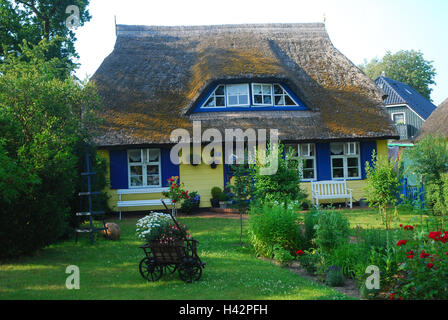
[102,222,121,240]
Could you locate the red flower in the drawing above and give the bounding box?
[406,250,414,255]
[403,225,414,231]
[420,250,431,259]
[407,255,414,259]
[445,251,448,255]
[428,231,442,241]
[296,250,304,256]
[396,239,408,246]
[388,293,396,300]
[427,263,434,269]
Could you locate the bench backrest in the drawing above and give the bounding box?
[311,180,348,196]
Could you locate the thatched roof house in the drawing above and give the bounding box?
[417,97,448,139]
[91,23,397,146]
[91,23,398,214]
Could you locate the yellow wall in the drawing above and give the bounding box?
[179,146,224,208]
[98,139,389,210]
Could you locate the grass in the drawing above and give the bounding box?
[0,216,351,300]
[0,207,427,300]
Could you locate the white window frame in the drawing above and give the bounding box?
[273,83,298,106]
[285,143,316,181]
[127,148,162,188]
[330,142,361,180]
[226,83,250,107]
[202,84,226,108]
[391,112,406,125]
[252,83,273,106]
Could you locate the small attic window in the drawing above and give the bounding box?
[226,84,249,107]
[199,82,304,110]
[203,84,226,107]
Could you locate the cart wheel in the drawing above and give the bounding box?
[178,257,202,283]
[164,264,177,274]
[139,257,163,282]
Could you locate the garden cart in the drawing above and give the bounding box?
[138,200,206,283]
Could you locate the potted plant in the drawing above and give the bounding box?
[218,192,229,208]
[210,186,222,208]
[181,191,200,215]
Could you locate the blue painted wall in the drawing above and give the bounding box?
[110,150,128,189]
[316,143,331,181]
[360,141,377,179]
[161,148,180,187]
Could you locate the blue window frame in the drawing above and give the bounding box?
[194,82,308,112]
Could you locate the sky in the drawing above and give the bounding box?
[74,0,448,105]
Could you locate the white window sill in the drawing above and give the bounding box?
[117,187,169,195]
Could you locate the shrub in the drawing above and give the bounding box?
[250,142,307,207]
[211,187,222,200]
[304,209,319,248]
[248,202,304,257]
[314,210,350,252]
[273,244,294,266]
[325,265,345,287]
[392,225,448,300]
[365,150,402,235]
[296,249,322,275]
[0,42,104,258]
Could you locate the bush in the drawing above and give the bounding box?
[211,187,222,200]
[314,210,350,252]
[273,244,294,266]
[248,202,304,257]
[392,225,448,299]
[304,209,319,248]
[0,42,104,258]
[296,249,322,275]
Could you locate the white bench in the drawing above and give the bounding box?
[116,188,170,220]
[311,180,353,208]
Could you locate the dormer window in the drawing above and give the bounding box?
[226,84,250,107]
[196,82,307,112]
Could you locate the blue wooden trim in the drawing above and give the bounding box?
[161,148,179,187]
[110,150,128,189]
[360,141,377,179]
[316,143,331,181]
[192,83,308,113]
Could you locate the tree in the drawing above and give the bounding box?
[359,50,436,100]
[365,150,402,245]
[250,142,307,208]
[405,135,448,227]
[0,40,102,258]
[0,0,91,73]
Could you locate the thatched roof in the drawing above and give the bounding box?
[90,23,398,146]
[417,98,448,139]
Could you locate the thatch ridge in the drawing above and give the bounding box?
[91,23,397,146]
[417,98,448,139]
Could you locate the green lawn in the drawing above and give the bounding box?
[0,216,350,300]
[0,208,425,300]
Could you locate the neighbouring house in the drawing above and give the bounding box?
[90,23,398,213]
[374,76,437,142]
[416,97,448,139]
